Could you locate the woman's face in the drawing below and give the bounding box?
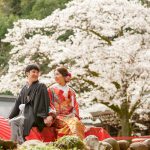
[54,70,65,84]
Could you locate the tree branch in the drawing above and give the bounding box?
[100,101,121,114]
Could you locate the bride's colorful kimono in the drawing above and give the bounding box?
[48,83,85,139]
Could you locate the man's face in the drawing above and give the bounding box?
[26,69,40,83]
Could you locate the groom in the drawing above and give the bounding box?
[9,64,50,143]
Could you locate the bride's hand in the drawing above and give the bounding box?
[44,116,53,127]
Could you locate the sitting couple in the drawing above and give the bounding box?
[8,64,85,144]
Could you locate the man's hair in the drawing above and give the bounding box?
[25,64,40,73]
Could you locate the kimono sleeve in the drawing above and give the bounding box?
[71,90,80,119]
[35,84,50,118]
[47,88,56,119]
[8,91,22,119]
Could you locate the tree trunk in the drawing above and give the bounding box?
[119,101,132,137]
[119,113,131,137]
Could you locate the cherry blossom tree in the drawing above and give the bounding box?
[0,0,150,136]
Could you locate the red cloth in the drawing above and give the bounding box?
[85,127,111,141]
[25,127,56,142]
[0,116,11,140]
[26,126,110,142]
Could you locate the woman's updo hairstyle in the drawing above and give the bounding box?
[56,66,72,83]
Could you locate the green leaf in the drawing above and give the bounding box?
[57,30,74,41]
[112,81,121,89]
